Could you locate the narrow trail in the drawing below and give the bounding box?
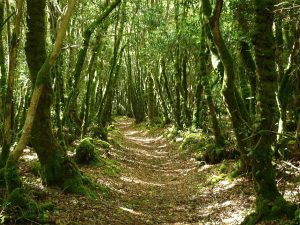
[96,117,253,225]
[20,117,295,224]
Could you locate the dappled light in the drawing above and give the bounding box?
[0,0,299,224]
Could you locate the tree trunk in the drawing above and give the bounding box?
[63,0,121,133]
[147,73,155,125]
[0,0,6,126]
[243,0,296,222]
[0,0,24,168]
[6,0,83,195]
[202,0,250,172]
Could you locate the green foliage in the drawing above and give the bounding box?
[94,139,110,149]
[242,196,296,225]
[30,161,42,177]
[91,125,108,141]
[181,133,226,164]
[180,133,205,152]
[4,158,22,192]
[292,208,300,225]
[219,160,229,173]
[75,138,97,164]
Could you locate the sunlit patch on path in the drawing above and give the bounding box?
[92,117,255,224]
[33,117,255,224]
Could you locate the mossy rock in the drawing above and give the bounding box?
[195,144,225,164]
[180,133,207,152]
[75,138,97,164]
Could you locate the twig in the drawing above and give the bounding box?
[282,161,300,171]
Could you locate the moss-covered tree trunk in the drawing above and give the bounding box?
[161,59,174,117]
[0,0,6,127]
[181,53,191,126]
[63,0,121,134]
[202,0,250,172]
[174,0,182,130]
[243,0,295,222]
[235,1,256,115]
[199,19,224,147]
[147,73,155,125]
[0,0,24,168]
[6,0,87,195]
[192,57,204,129]
[153,65,170,125]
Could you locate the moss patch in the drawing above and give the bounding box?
[6,188,50,224]
[94,139,110,149]
[98,158,121,177]
[180,133,226,164]
[75,138,97,164]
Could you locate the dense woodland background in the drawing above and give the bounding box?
[0,0,300,224]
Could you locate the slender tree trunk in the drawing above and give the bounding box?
[63,0,121,132]
[147,73,155,125]
[0,0,24,168]
[153,65,170,125]
[174,0,182,130]
[6,0,79,194]
[0,0,6,125]
[202,0,250,172]
[181,53,191,126]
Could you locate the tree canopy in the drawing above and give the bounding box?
[0,0,300,224]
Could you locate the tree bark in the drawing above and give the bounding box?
[202,0,250,172]
[0,0,24,167]
[6,0,80,194]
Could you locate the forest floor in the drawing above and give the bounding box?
[14,117,300,225]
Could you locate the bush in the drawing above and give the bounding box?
[75,138,97,164]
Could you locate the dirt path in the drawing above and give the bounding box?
[18,117,298,224]
[95,118,253,225]
[34,117,255,224]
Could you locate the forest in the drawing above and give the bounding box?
[0,0,299,224]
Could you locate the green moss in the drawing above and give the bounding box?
[242,196,296,224]
[229,161,243,179]
[219,160,229,173]
[40,202,55,211]
[31,161,42,177]
[180,133,206,152]
[91,126,108,140]
[95,183,110,197]
[98,158,121,177]
[4,157,22,192]
[195,143,226,164]
[292,208,300,225]
[63,176,93,197]
[75,138,97,164]
[95,139,110,149]
[6,188,49,223]
[39,154,95,198]
[206,174,226,185]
